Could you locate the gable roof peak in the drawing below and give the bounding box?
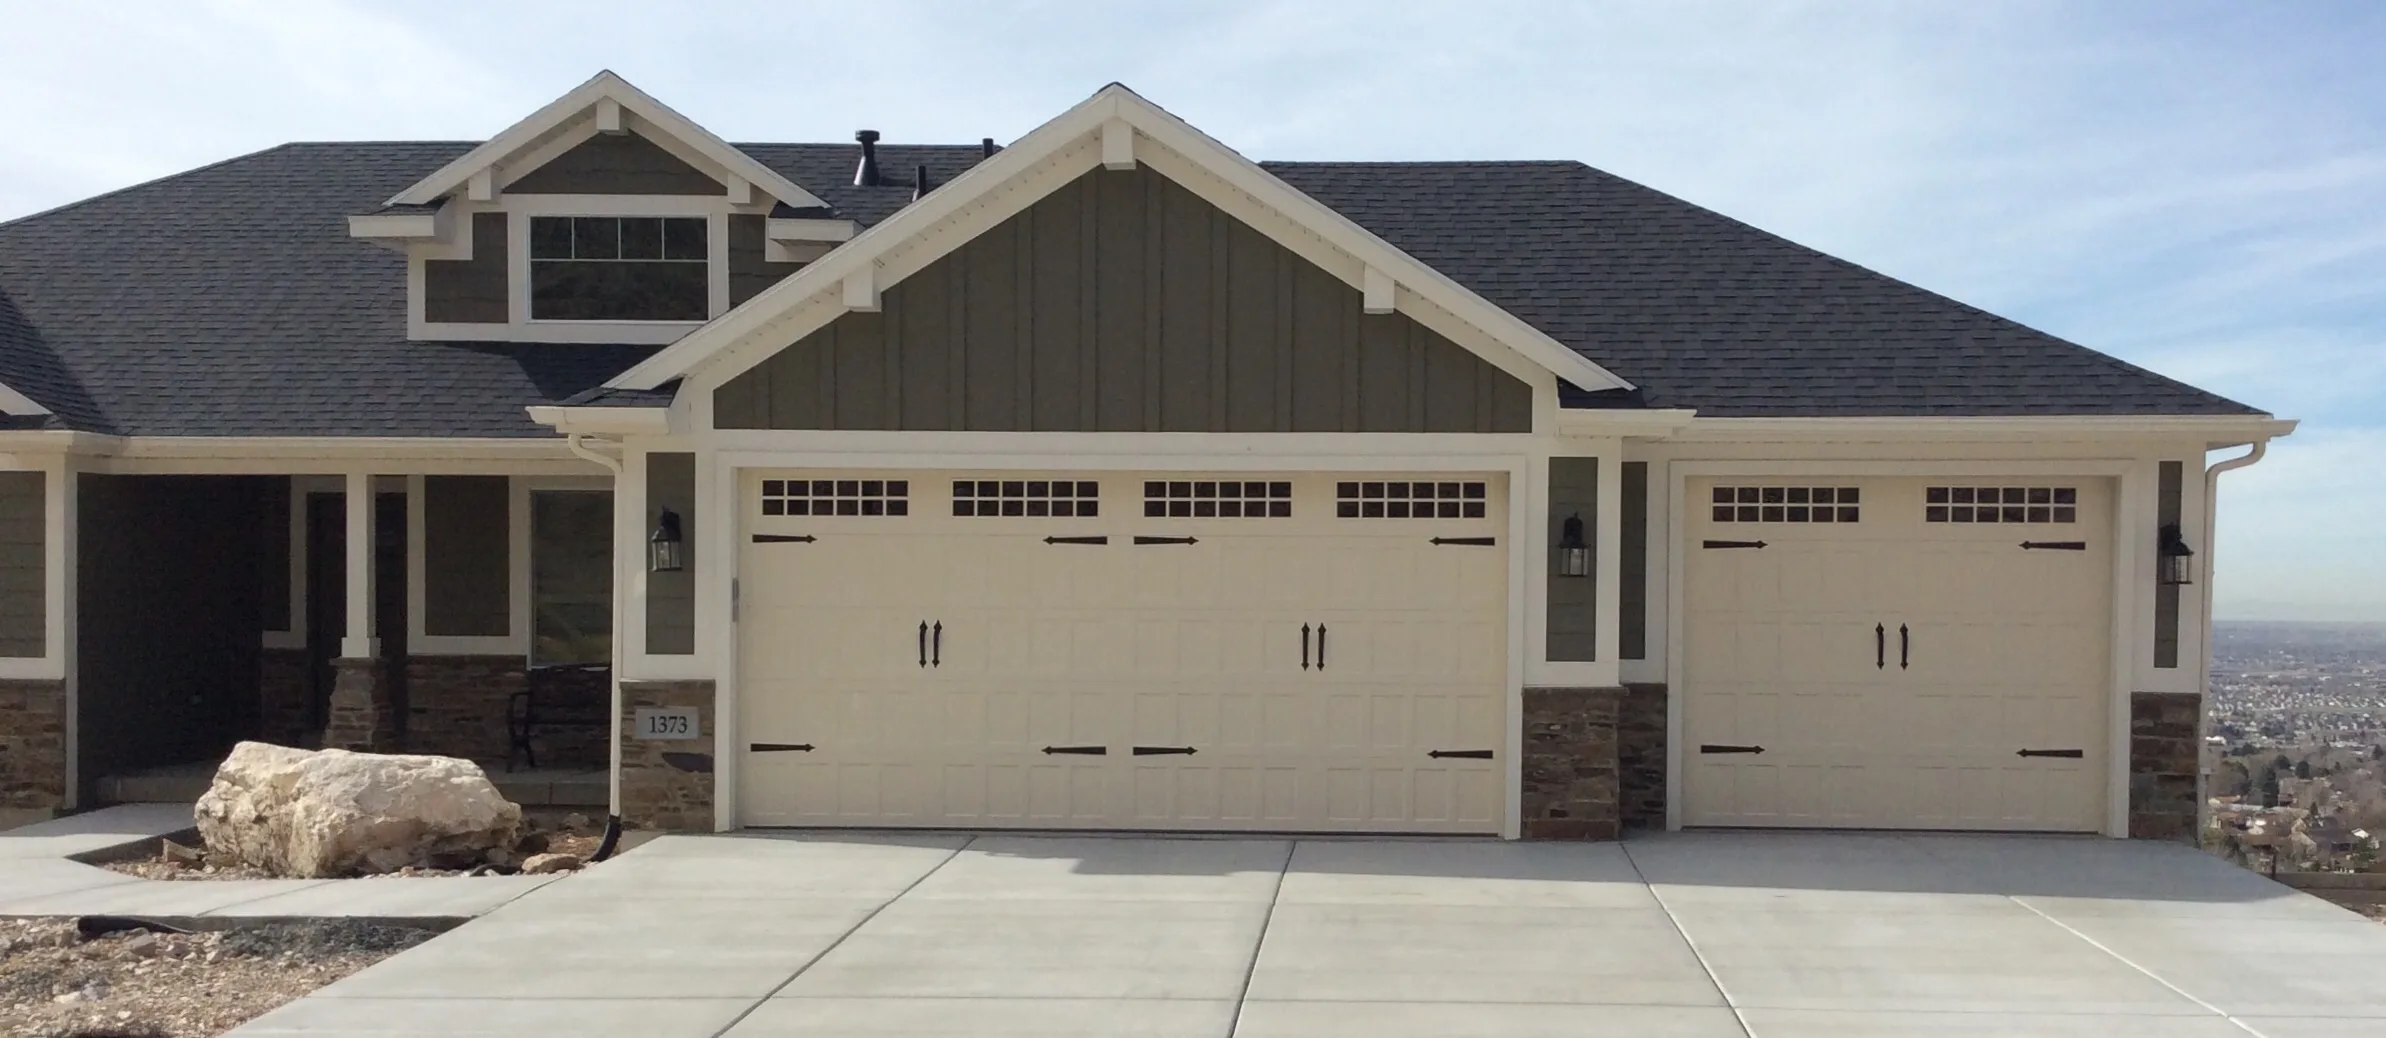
[383,70,827,211]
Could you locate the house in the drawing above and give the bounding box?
[0,73,2292,839]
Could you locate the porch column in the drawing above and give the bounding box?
[323,471,391,751]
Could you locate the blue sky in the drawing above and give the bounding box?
[2,1,2378,620]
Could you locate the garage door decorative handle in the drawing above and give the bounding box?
[2020,540,2086,551]
[1702,539,1767,549]
[1428,749,1494,759]
[1045,535,1108,545]
[750,743,814,752]
[1316,623,1327,670]
[1041,745,1107,755]
[1301,623,1311,670]
[1132,746,1198,756]
[752,534,817,543]
[918,622,927,668]
[1875,623,1886,670]
[932,622,942,667]
[1699,744,1766,754]
[1430,536,1497,546]
[1899,624,1909,670]
[1133,535,1198,545]
[2017,748,2085,758]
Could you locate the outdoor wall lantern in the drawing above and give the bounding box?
[649,508,686,573]
[2156,522,2194,586]
[1556,513,1591,578]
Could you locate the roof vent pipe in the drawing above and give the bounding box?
[912,164,931,202]
[854,129,881,187]
[982,137,997,158]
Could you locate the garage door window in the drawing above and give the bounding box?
[1145,480,1291,518]
[1711,486,1860,523]
[1336,480,1487,519]
[762,478,908,517]
[1926,486,2076,524]
[953,479,1099,517]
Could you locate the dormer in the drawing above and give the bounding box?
[350,71,858,344]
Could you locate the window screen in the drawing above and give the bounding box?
[529,216,707,321]
[531,490,612,666]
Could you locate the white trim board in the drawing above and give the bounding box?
[608,84,1631,399]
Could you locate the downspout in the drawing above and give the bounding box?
[565,432,628,862]
[2196,439,2269,838]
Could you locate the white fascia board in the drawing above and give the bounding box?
[0,380,52,417]
[1655,414,2299,445]
[388,70,827,212]
[765,217,857,242]
[607,84,1632,396]
[525,405,673,436]
[1552,408,1698,440]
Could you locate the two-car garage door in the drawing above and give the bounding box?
[1681,476,2114,832]
[736,471,1507,834]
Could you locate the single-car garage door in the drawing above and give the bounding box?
[1681,476,2113,831]
[736,471,1508,833]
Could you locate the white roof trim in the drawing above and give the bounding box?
[606,83,1632,395]
[1650,414,2298,445]
[525,405,673,436]
[0,380,51,417]
[386,71,827,211]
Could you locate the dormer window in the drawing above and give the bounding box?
[529,216,709,321]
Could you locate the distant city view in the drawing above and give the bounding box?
[2206,620,2386,890]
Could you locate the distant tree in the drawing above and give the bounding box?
[2216,760,2253,798]
[2275,754,2294,774]
[2258,767,2282,809]
[2373,745,2384,762]
[2297,759,2315,781]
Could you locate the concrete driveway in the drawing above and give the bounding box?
[233,831,2386,1037]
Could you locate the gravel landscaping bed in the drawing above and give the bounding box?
[0,918,435,1037]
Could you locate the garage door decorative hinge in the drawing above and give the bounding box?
[2019,541,2086,551]
[1132,535,1199,545]
[1427,749,1494,759]
[1698,744,1766,754]
[2016,748,2085,758]
[1701,539,1768,550]
[1044,535,1108,545]
[749,743,814,752]
[1041,745,1107,755]
[1429,536,1497,546]
[752,534,817,543]
[1132,745,1198,755]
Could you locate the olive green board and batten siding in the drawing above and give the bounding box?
[646,454,697,656]
[423,212,510,325]
[714,166,1532,434]
[506,133,724,195]
[422,476,510,638]
[0,472,43,658]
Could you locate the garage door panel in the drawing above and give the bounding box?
[1683,476,2111,832]
[740,469,1506,833]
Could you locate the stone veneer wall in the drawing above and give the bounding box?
[256,648,314,749]
[2129,690,2202,841]
[620,679,715,831]
[1619,683,1668,831]
[524,664,610,769]
[0,678,66,817]
[1520,686,1621,839]
[404,655,527,765]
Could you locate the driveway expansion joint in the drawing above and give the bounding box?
[1619,840,1757,1038]
[1222,838,1297,1037]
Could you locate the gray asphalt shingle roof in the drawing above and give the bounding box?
[0,142,2260,438]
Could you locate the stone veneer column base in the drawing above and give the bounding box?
[1618,683,1669,831]
[0,678,67,818]
[1520,686,1622,840]
[321,657,393,752]
[620,680,715,831]
[2129,690,2202,841]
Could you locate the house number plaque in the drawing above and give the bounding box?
[634,707,701,740]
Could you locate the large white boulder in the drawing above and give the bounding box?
[194,741,522,878]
